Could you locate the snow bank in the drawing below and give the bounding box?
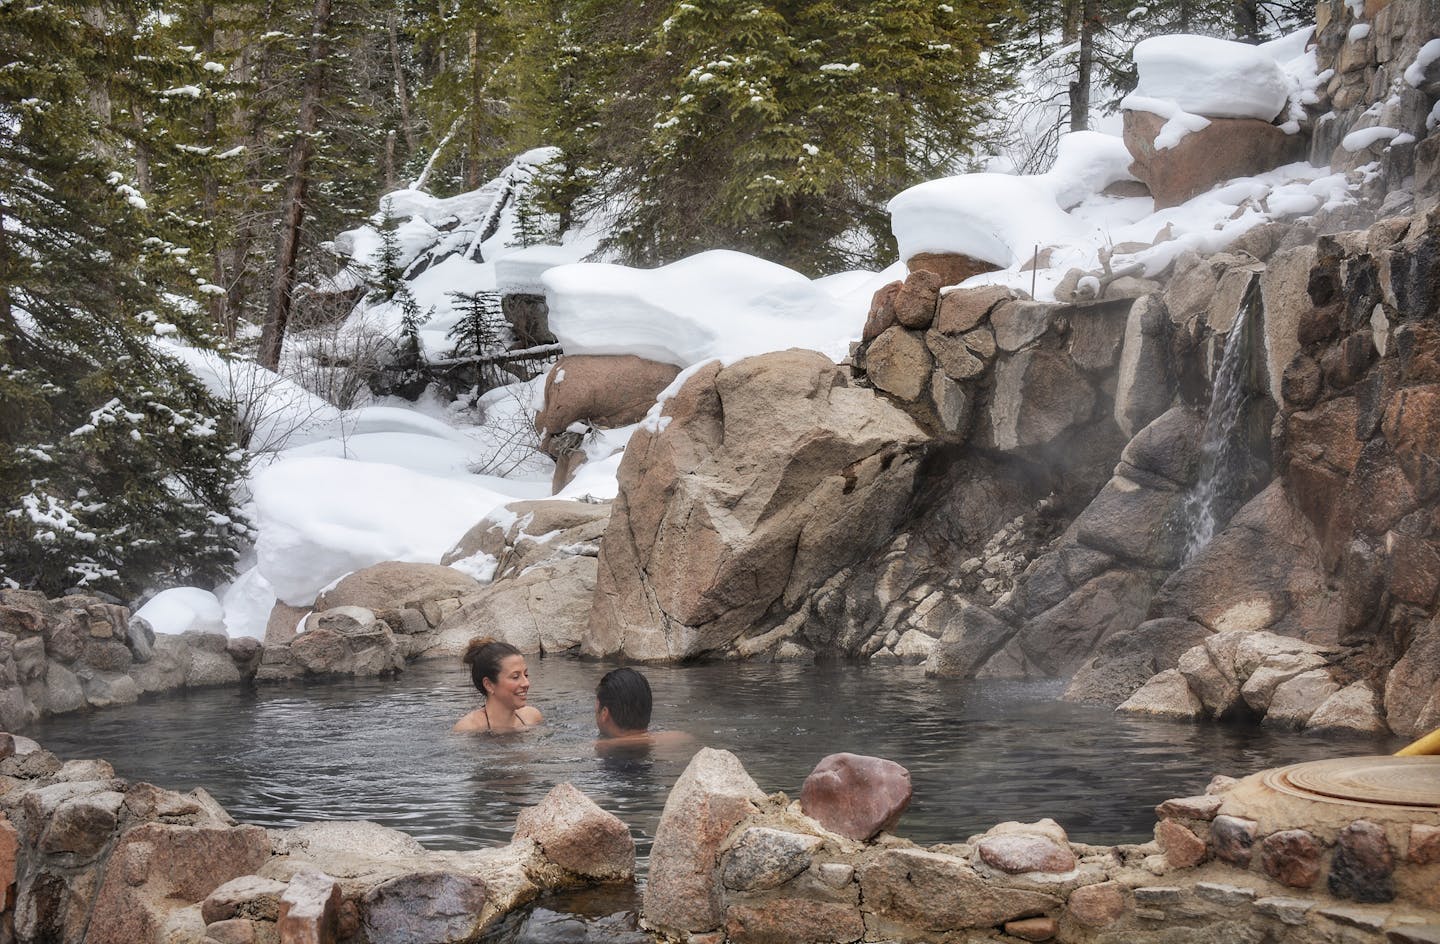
[543,249,884,367]
[495,244,589,295]
[889,173,1085,268]
[134,587,227,637]
[1035,131,1140,207]
[161,343,343,453]
[251,456,520,606]
[1127,34,1291,121]
[219,567,277,639]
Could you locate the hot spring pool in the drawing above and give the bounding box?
[28,656,1402,858]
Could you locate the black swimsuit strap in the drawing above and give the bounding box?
[484,704,526,729]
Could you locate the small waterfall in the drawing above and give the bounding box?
[1180,279,1261,563]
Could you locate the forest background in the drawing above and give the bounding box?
[0,0,1309,600]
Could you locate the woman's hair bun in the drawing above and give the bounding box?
[462,636,498,665]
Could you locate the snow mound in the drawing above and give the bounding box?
[134,587,227,637]
[1036,131,1140,208]
[251,456,517,606]
[889,172,1085,269]
[496,244,589,296]
[161,343,343,453]
[1127,34,1291,121]
[542,249,884,367]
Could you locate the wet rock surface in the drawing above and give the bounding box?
[644,750,1440,944]
[0,729,630,944]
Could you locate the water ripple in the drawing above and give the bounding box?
[30,657,1402,855]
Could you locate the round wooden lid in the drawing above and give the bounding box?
[1267,756,1440,809]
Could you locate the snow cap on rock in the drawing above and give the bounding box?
[1127,34,1291,122]
[543,249,880,367]
[889,173,1084,269]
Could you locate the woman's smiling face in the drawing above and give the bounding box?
[485,654,530,709]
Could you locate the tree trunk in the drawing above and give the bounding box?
[1233,0,1261,42]
[1069,0,1097,131]
[257,0,332,370]
[388,9,416,156]
[196,0,229,337]
[466,28,482,189]
[385,130,398,191]
[1061,0,1080,43]
[0,205,18,365]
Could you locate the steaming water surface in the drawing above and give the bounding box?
[31,657,1401,856]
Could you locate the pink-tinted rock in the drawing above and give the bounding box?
[1409,824,1440,864]
[1067,881,1125,927]
[1329,819,1395,903]
[1261,829,1324,889]
[934,285,1014,337]
[644,749,766,935]
[279,870,341,944]
[800,752,912,842]
[1155,794,1223,821]
[908,252,1000,287]
[1155,820,1206,869]
[202,875,288,923]
[1005,916,1059,941]
[535,355,681,441]
[513,782,635,881]
[1211,815,1259,867]
[583,351,927,663]
[723,899,864,944]
[977,834,1076,874]
[892,270,944,330]
[206,919,258,944]
[0,814,15,910]
[858,848,1061,931]
[86,823,271,944]
[863,282,902,343]
[866,326,932,401]
[1123,110,1304,209]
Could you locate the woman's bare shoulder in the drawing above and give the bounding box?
[519,705,544,725]
[453,710,488,733]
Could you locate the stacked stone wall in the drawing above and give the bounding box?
[644,750,1440,944]
[0,732,631,942]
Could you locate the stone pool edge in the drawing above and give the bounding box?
[643,748,1440,944]
[0,731,635,943]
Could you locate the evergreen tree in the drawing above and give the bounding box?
[412,0,517,192]
[600,0,1014,274]
[0,0,248,597]
[370,211,410,302]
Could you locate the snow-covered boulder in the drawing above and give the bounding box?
[496,244,586,297]
[1123,109,1305,209]
[542,249,879,368]
[1036,131,1141,209]
[888,173,1084,271]
[134,588,227,637]
[1127,34,1291,122]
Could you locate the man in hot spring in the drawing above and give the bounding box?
[594,667,695,756]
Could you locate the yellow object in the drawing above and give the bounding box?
[1395,727,1440,756]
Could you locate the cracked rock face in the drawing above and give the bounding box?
[583,350,929,662]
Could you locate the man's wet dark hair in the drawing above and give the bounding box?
[597,667,652,732]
